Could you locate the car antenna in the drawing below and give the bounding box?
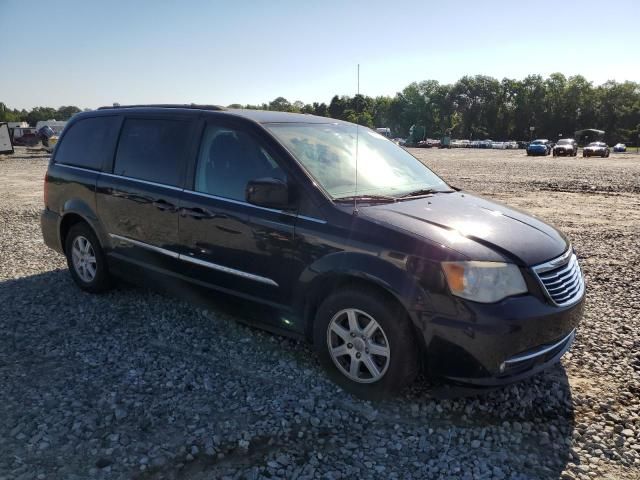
[353,64,360,216]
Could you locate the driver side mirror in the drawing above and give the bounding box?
[246,177,291,210]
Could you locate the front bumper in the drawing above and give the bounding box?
[553,149,574,156]
[422,291,584,386]
[527,149,547,155]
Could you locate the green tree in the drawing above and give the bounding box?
[26,107,57,127]
[312,102,328,117]
[55,105,81,120]
[328,95,349,119]
[268,97,292,112]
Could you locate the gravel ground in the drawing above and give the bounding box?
[1,146,639,480]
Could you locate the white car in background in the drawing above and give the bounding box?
[583,142,610,158]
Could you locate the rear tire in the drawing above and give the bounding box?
[64,223,113,293]
[313,287,419,399]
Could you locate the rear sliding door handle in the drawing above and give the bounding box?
[180,207,212,219]
[153,199,176,211]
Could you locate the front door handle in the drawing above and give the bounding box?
[153,199,176,211]
[180,207,212,219]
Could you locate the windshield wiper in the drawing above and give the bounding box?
[397,188,455,199]
[334,194,397,204]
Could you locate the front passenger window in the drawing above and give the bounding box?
[194,125,285,201]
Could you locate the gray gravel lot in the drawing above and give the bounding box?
[1,146,639,480]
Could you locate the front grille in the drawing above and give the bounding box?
[532,250,585,306]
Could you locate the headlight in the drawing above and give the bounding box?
[441,261,527,303]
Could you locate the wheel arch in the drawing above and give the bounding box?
[298,263,429,353]
[59,201,108,254]
[59,213,89,254]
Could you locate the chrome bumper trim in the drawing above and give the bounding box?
[503,329,576,367]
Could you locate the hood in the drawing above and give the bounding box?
[528,144,547,149]
[358,192,568,266]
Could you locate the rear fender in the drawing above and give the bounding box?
[60,199,111,251]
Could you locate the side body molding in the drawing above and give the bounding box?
[109,234,279,287]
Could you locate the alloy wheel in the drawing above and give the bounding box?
[326,308,391,383]
[71,235,97,283]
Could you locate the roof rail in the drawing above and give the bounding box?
[97,103,227,111]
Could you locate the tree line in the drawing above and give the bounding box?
[236,74,640,145]
[3,73,638,144]
[0,104,83,127]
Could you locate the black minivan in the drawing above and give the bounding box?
[41,105,585,398]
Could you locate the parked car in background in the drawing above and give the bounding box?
[40,105,585,398]
[613,143,626,152]
[506,141,519,149]
[417,138,441,148]
[10,126,38,146]
[553,139,578,157]
[491,141,506,149]
[583,142,610,158]
[527,139,551,156]
[35,120,67,136]
[12,131,40,147]
[37,126,59,153]
[451,139,472,148]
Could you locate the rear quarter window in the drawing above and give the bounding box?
[54,116,120,170]
[113,118,190,186]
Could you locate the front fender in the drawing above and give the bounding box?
[294,251,432,331]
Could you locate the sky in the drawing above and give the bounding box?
[1,0,639,110]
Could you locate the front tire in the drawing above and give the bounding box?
[65,223,113,293]
[313,287,419,399]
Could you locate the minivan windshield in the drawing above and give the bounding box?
[266,123,449,199]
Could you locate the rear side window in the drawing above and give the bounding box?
[114,118,191,186]
[54,116,120,170]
